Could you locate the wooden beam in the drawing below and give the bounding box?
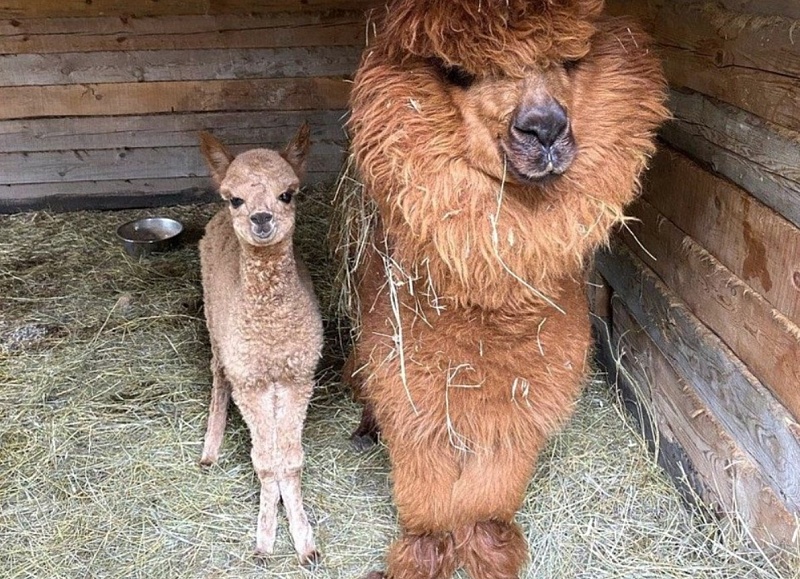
[587,268,612,321]
[607,1,800,132]
[719,0,800,20]
[655,2,800,80]
[0,77,351,120]
[643,147,800,328]
[661,45,800,133]
[612,300,799,548]
[0,0,380,18]
[622,197,800,421]
[0,111,347,152]
[662,89,800,229]
[0,13,365,54]
[596,243,800,512]
[0,181,214,213]
[0,142,345,185]
[0,174,332,213]
[0,47,360,86]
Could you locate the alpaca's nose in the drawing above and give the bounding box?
[512,98,569,147]
[250,212,273,226]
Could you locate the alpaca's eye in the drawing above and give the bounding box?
[443,65,476,88]
[430,58,476,89]
[278,190,294,204]
[563,59,581,74]
[229,197,244,208]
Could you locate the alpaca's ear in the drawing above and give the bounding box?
[282,122,311,179]
[199,131,234,187]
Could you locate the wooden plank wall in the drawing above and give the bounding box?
[600,0,800,548]
[0,1,376,212]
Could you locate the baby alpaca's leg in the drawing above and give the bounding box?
[200,354,232,466]
[276,383,318,566]
[233,387,281,556]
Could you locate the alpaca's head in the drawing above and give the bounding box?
[365,0,666,188]
[348,0,669,303]
[199,124,310,247]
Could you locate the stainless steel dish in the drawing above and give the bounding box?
[116,217,184,257]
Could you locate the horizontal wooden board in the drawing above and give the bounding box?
[656,2,800,80]
[597,244,800,512]
[622,198,800,421]
[0,174,333,213]
[0,0,380,18]
[663,89,800,229]
[607,0,800,132]
[644,147,800,327]
[0,180,214,212]
[661,45,800,133]
[612,300,799,548]
[0,111,347,153]
[0,13,365,54]
[0,142,345,185]
[0,46,360,86]
[720,0,800,20]
[0,77,351,120]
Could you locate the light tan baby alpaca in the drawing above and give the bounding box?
[197,124,323,566]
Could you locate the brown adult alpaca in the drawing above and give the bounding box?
[344,1,669,578]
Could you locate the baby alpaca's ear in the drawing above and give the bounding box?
[282,123,311,179]
[199,131,234,187]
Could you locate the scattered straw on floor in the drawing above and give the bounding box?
[0,189,796,578]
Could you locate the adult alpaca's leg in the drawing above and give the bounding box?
[343,348,381,450]
[455,520,527,579]
[385,532,459,579]
[449,435,544,578]
[378,436,462,578]
[351,400,380,451]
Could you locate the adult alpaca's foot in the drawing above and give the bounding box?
[385,531,459,579]
[455,520,527,579]
[350,402,380,451]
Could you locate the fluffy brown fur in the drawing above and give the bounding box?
[345,0,669,577]
[198,125,322,566]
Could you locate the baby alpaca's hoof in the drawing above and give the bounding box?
[363,572,386,579]
[300,549,321,569]
[199,456,216,468]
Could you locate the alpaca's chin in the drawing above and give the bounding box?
[501,134,576,184]
[236,225,284,247]
[503,158,568,185]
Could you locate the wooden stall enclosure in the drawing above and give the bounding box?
[1,0,797,558]
[0,0,375,212]
[599,0,800,549]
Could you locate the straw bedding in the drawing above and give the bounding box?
[0,189,796,578]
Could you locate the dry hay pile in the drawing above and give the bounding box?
[0,187,797,579]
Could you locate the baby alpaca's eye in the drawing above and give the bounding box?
[229,197,244,208]
[278,190,295,204]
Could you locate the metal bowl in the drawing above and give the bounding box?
[116,217,184,257]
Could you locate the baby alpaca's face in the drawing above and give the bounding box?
[219,150,300,247]
[200,123,311,248]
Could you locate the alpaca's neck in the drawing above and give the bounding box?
[239,240,297,301]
